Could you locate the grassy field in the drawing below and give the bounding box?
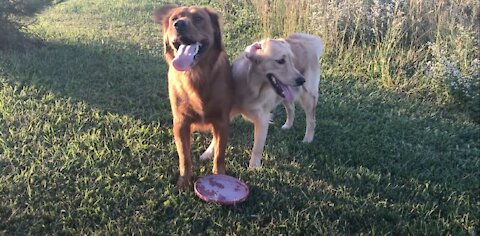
[1,0,479,234]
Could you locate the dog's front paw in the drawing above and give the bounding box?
[176,175,192,190]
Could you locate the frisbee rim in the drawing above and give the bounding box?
[194,174,249,205]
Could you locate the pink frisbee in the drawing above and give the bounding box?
[194,174,249,205]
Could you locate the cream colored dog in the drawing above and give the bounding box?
[201,33,324,168]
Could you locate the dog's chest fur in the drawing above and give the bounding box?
[168,70,222,124]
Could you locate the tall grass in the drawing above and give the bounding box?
[216,0,479,120]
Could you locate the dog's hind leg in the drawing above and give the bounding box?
[299,91,317,143]
[281,101,295,130]
[249,113,270,168]
[299,64,320,143]
[200,138,214,161]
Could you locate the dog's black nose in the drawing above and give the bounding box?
[295,77,306,86]
[174,20,187,33]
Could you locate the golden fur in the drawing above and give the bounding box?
[201,33,323,168]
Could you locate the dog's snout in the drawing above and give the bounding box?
[174,19,187,33]
[295,77,305,86]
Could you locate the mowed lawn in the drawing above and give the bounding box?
[0,0,479,234]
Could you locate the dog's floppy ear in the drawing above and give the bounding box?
[152,4,177,60]
[152,4,177,29]
[205,7,222,51]
[245,42,262,63]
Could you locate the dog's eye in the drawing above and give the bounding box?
[171,16,178,22]
[276,58,285,64]
[193,15,203,22]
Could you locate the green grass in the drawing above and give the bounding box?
[0,0,479,234]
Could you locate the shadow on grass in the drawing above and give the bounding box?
[0,0,65,51]
[0,20,43,51]
[0,40,170,123]
[13,0,65,17]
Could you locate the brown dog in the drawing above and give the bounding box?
[152,5,234,189]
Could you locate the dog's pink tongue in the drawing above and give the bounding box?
[282,85,294,103]
[172,44,198,71]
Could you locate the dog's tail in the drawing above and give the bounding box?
[288,33,324,61]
